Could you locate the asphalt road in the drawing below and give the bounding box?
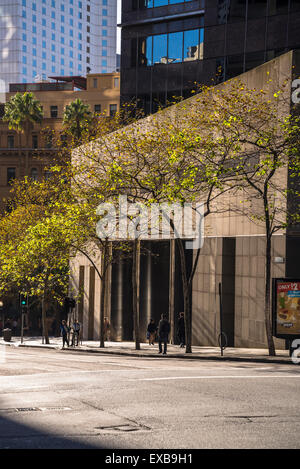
[0,346,299,449]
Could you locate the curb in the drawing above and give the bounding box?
[1,342,291,365]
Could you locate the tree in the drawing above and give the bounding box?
[63,98,93,143]
[3,92,43,175]
[73,77,300,356]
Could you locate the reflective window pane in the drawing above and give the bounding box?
[138,36,152,66]
[183,29,200,62]
[169,0,183,4]
[153,34,167,64]
[153,0,168,6]
[168,31,183,63]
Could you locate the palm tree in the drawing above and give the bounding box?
[4,91,43,142]
[3,92,43,175]
[63,98,93,143]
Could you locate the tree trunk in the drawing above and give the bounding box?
[177,239,192,353]
[132,238,140,350]
[41,292,49,345]
[265,234,276,356]
[100,241,109,348]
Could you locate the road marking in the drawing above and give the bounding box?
[135,375,300,381]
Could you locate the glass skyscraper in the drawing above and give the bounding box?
[120,0,300,114]
[0,0,117,91]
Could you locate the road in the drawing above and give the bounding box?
[0,346,299,449]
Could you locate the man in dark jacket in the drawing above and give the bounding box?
[158,314,170,355]
[60,320,70,349]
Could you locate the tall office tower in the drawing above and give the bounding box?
[0,0,117,91]
[120,0,300,114]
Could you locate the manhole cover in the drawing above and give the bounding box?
[95,424,149,433]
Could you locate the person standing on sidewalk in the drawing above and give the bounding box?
[158,314,170,355]
[71,319,81,346]
[60,320,70,349]
[177,312,185,348]
[147,318,157,345]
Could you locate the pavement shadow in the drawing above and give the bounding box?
[0,414,107,449]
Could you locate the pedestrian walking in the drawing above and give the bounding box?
[60,320,70,349]
[71,319,81,346]
[157,313,170,355]
[146,318,157,345]
[177,312,185,348]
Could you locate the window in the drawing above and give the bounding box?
[102,20,107,26]
[42,18,46,26]
[103,0,107,4]
[31,168,38,181]
[168,31,183,63]
[51,11,55,18]
[7,136,14,148]
[102,49,107,56]
[32,135,38,149]
[183,29,200,62]
[87,15,90,22]
[153,34,167,64]
[42,7,46,14]
[114,77,119,88]
[136,28,203,67]
[22,56,27,64]
[94,104,101,113]
[32,25,37,34]
[32,14,36,22]
[87,56,90,63]
[32,37,36,45]
[93,78,98,88]
[102,30,107,37]
[102,9,107,15]
[109,104,117,117]
[101,59,107,66]
[32,2,36,9]
[87,25,90,32]
[22,45,27,53]
[50,106,58,118]
[32,59,37,67]
[102,40,107,47]
[7,168,16,184]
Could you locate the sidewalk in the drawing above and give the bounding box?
[0,335,293,365]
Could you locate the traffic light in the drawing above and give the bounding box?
[20,293,28,313]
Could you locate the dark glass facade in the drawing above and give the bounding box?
[120,0,300,113]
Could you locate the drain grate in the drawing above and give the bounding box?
[16,407,41,412]
[0,406,71,413]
